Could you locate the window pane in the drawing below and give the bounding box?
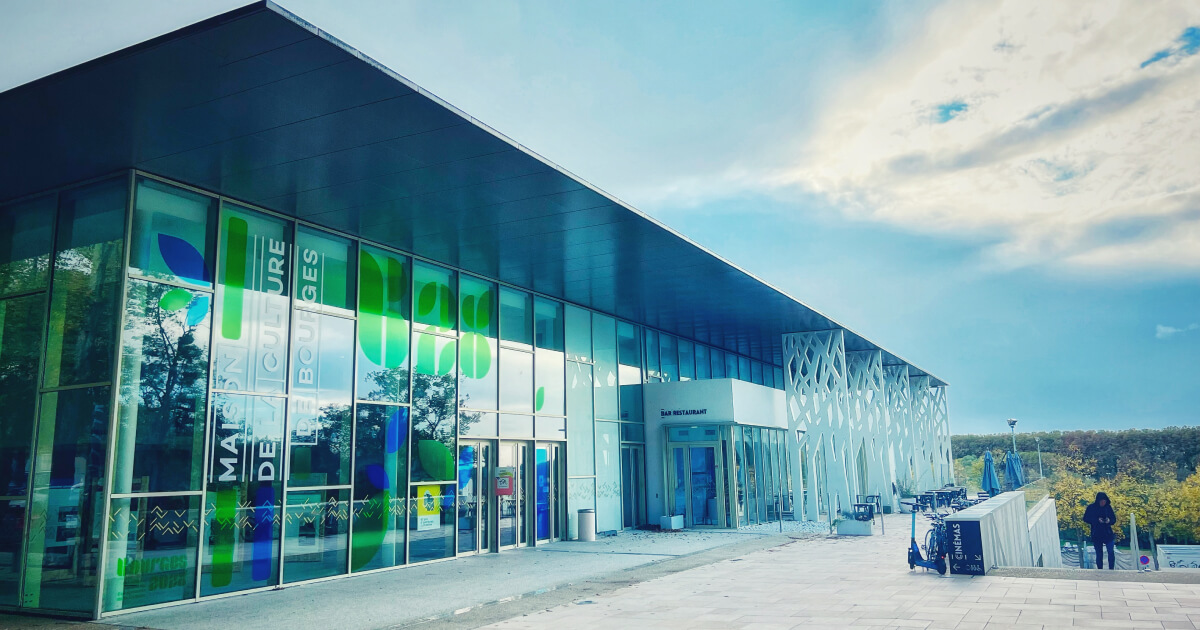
[752,361,764,385]
[564,305,591,363]
[0,194,54,297]
[499,288,532,347]
[0,304,38,603]
[351,404,407,571]
[725,352,739,380]
[616,323,642,424]
[0,294,43,503]
[618,364,643,424]
[44,179,127,388]
[356,246,409,404]
[413,262,456,333]
[113,280,211,494]
[695,345,710,379]
[289,311,353,487]
[459,411,497,437]
[533,297,563,351]
[535,348,565,416]
[535,416,566,440]
[459,275,496,337]
[566,362,593,476]
[26,386,110,612]
[213,203,291,395]
[283,489,349,583]
[499,348,533,413]
[130,177,216,288]
[499,414,534,437]
[711,349,726,378]
[412,333,456,483]
[459,276,496,410]
[763,364,774,388]
[774,367,784,390]
[643,329,659,381]
[659,334,678,382]
[594,421,621,533]
[739,356,752,382]
[460,335,497,411]
[592,315,618,420]
[408,484,455,563]
[294,227,355,316]
[617,322,640,366]
[202,393,284,595]
[620,423,645,442]
[678,340,695,381]
[103,495,200,611]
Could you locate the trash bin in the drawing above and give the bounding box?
[577,508,596,542]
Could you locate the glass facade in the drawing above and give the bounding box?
[0,172,785,617]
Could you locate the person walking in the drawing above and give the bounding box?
[1083,491,1117,569]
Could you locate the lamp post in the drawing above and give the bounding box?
[1006,418,1018,491]
[1035,436,1044,479]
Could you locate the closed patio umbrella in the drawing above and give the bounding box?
[981,451,1002,497]
[1005,450,1026,490]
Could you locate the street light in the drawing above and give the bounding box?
[1035,436,1044,479]
[1007,418,1018,453]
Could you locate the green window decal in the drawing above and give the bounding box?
[357,247,410,403]
[212,204,291,395]
[414,262,456,333]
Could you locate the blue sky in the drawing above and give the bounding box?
[1,0,1197,434]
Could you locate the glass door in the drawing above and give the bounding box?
[688,446,720,526]
[497,441,528,549]
[668,444,724,528]
[534,445,550,543]
[621,445,645,529]
[457,441,492,555]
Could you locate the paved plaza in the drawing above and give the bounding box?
[4,515,1200,629]
[488,514,1200,630]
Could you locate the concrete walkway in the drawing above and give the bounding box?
[0,527,814,630]
[489,514,1200,629]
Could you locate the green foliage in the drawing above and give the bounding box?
[953,428,1200,546]
[953,427,1200,481]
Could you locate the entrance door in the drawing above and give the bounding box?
[669,444,724,528]
[534,443,565,543]
[621,445,645,528]
[457,441,492,555]
[498,441,529,549]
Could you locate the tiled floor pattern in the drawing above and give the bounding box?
[488,515,1200,629]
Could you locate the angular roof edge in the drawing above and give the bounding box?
[0,0,946,386]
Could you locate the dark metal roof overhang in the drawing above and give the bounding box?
[0,1,945,385]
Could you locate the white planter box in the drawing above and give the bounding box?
[836,519,874,536]
[660,515,684,530]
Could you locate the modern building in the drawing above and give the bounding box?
[0,2,952,619]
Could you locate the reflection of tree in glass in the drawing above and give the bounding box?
[0,295,43,496]
[118,281,209,491]
[362,366,410,403]
[411,372,457,481]
[53,242,123,384]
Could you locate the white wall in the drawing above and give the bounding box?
[1027,498,1063,568]
[946,491,1032,571]
[642,379,786,523]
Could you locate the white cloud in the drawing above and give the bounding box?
[657,0,1200,274]
[1156,323,1200,339]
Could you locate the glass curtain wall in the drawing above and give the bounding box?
[0,171,786,617]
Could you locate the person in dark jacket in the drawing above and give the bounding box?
[1083,492,1117,569]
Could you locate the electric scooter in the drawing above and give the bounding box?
[907,511,947,574]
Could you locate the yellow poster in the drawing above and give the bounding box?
[416,484,441,531]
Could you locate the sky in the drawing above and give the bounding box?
[1,0,1197,435]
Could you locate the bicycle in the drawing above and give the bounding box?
[907,510,948,575]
